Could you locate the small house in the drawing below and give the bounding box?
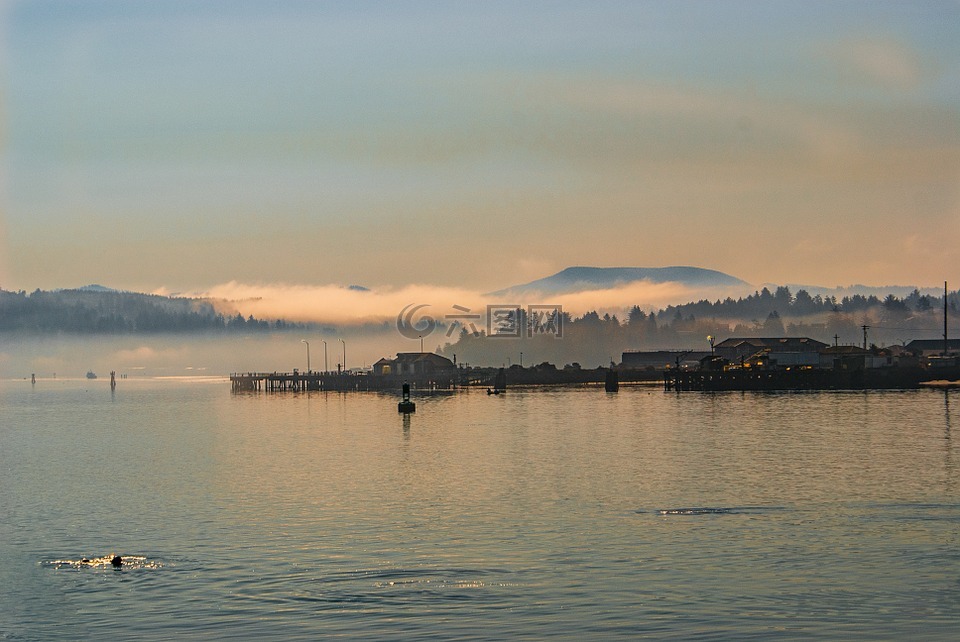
[714,337,828,363]
[372,353,457,377]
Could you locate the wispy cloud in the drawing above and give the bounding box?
[4,3,957,294]
[826,35,928,90]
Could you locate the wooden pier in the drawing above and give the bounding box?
[230,367,663,394]
[229,371,458,393]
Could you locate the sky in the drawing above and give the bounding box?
[1,0,959,312]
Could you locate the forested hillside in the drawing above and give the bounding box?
[438,286,959,368]
[0,288,300,334]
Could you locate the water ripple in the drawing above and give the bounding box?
[654,506,786,516]
[41,555,161,570]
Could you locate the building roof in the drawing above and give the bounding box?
[622,350,711,365]
[820,345,869,355]
[394,352,456,368]
[904,339,960,352]
[713,337,829,351]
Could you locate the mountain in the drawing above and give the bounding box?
[73,284,119,293]
[488,266,749,298]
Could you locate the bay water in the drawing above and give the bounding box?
[2,378,958,639]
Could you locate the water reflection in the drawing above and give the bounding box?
[7,381,960,640]
[944,389,952,436]
[943,390,955,494]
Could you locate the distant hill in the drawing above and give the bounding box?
[488,266,749,298]
[0,287,298,334]
[72,284,119,293]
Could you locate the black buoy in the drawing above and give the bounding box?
[605,369,619,392]
[398,382,416,413]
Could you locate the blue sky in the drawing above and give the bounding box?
[2,0,959,296]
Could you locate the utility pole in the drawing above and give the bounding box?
[301,340,311,372]
[862,325,870,351]
[945,281,949,356]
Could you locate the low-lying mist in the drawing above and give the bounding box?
[188,279,754,325]
[2,279,755,379]
[0,332,408,381]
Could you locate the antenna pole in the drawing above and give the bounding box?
[945,281,949,356]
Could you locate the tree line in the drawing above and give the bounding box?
[0,288,303,334]
[438,286,958,368]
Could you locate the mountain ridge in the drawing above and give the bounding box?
[487,266,750,298]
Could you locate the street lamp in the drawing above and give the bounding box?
[707,335,715,354]
[419,334,423,353]
[321,339,328,374]
[301,339,311,372]
[339,338,346,373]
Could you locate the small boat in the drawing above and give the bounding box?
[86,371,97,380]
[487,368,506,395]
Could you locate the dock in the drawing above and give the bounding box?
[229,371,458,393]
[664,364,960,392]
[230,367,665,393]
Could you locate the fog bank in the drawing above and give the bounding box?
[183,280,755,325]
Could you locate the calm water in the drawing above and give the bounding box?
[2,378,959,640]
